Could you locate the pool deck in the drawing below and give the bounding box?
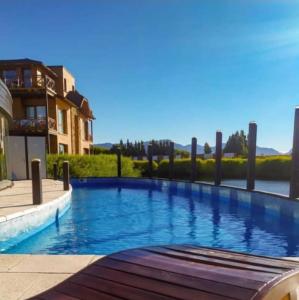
[0,179,67,219]
[0,179,80,299]
[0,254,103,299]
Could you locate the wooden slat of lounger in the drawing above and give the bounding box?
[30,290,79,300]
[174,245,299,269]
[109,249,274,285]
[32,245,299,300]
[97,257,255,300]
[71,273,174,300]
[145,246,286,274]
[84,264,234,300]
[55,281,121,300]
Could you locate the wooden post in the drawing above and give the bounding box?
[247,122,257,191]
[215,131,222,186]
[63,161,70,191]
[32,159,43,204]
[117,148,121,177]
[53,163,58,180]
[169,141,174,180]
[290,107,299,198]
[148,144,153,178]
[191,137,197,182]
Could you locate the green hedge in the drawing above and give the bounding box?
[155,156,291,180]
[47,154,140,178]
[47,154,292,181]
[133,160,158,177]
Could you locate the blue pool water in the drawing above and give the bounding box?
[3,179,299,256]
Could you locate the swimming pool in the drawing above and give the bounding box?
[2,178,299,256]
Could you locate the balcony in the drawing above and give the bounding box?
[10,117,57,134]
[1,75,56,95]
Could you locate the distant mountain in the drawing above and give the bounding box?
[95,141,282,156]
[94,143,113,149]
[255,147,281,156]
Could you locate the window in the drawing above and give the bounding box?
[26,106,46,119]
[84,121,89,140]
[59,143,68,154]
[64,78,67,92]
[3,70,17,87]
[58,109,67,133]
[26,106,35,119]
[23,69,32,88]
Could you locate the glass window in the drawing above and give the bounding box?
[36,106,46,119]
[26,106,46,120]
[23,69,32,88]
[59,143,67,154]
[58,109,67,133]
[26,106,35,119]
[3,70,17,80]
[64,78,67,92]
[84,121,89,140]
[3,70,17,87]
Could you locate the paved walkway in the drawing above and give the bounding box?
[0,254,103,299]
[0,179,66,218]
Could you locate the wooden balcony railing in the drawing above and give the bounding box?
[11,117,57,133]
[1,75,56,93]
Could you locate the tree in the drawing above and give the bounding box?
[204,142,212,154]
[223,130,248,156]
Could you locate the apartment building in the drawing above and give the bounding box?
[0,59,94,154]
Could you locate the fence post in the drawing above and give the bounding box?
[290,107,299,198]
[32,159,43,204]
[148,144,153,178]
[215,131,222,186]
[53,163,58,180]
[191,137,197,182]
[169,141,174,180]
[247,122,257,191]
[117,148,121,177]
[63,161,70,191]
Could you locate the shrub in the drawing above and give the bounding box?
[90,146,111,154]
[256,156,291,180]
[221,158,247,179]
[47,154,140,178]
[155,156,291,181]
[133,160,158,177]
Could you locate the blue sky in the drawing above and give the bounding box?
[1,0,299,152]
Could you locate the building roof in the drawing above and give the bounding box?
[66,90,94,119]
[0,58,58,77]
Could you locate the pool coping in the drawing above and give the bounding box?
[0,184,72,252]
[0,186,72,224]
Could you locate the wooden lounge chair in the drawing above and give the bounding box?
[30,245,299,300]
